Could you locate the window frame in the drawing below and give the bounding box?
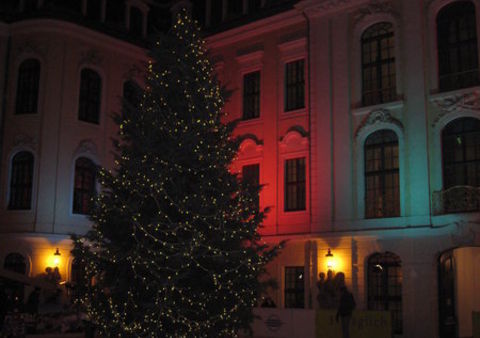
[15,58,41,115]
[367,252,403,334]
[361,22,396,106]
[72,157,97,215]
[284,157,306,212]
[242,70,261,120]
[364,129,400,218]
[78,68,102,125]
[436,0,480,92]
[284,266,305,309]
[284,58,305,112]
[7,151,34,211]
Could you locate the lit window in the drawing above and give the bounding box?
[361,22,396,106]
[15,59,40,115]
[442,117,480,188]
[437,1,479,91]
[242,163,260,210]
[285,59,305,112]
[9,151,34,210]
[73,157,96,215]
[285,157,306,212]
[364,130,399,218]
[284,266,304,308]
[368,252,402,334]
[78,69,102,124]
[243,71,260,120]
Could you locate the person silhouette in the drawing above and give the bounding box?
[336,286,356,338]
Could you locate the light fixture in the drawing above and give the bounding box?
[326,248,334,271]
[53,248,61,266]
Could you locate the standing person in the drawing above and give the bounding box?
[336,286,356,338]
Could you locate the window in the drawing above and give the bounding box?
[368,252,402,334]
[130,6,143,37]
[248,0,262,12]
[442,117,480,188]
[227,0,243,18]
[123,80,142,118]
[86,0,101,21]
[23,0,37,12]
[78,68,101,124]
[284,266,304,308]
[437,1,479,91]
[364,130,399,218]
[242,163,260,210]
[15,59,40,115]
[243,71,260,120]
[285,59,305,111]
[361,22,396,106]
[285,157,306,211]
[106,0,125,26]
[4,253,26,275]
[73,157,96,215]
[9,151,34,210]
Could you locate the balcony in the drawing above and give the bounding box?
[432,185,480,215]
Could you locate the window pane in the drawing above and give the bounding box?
[284,266,304,308]
[79,69,101,124]
[242,163,260,210]
[285,59,305,111]
[73,157,96,214]
[15,59,40,115]
[285,158,306,211]
[9,152,34,210]
[243,71,260,120]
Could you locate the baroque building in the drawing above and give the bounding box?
[0,0,480,337]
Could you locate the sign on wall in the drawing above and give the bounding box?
[316,310,392,338]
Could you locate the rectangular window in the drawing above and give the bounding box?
[284,266,304,308]
[285,59,305,112]
[285,157,306,211]
[243,71,260,120]
[242,163,259,210]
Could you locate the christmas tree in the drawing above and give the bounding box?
[72,11,280,337]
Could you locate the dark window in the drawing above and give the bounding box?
[86,0,101,21]
[15,59,40,115]
[227,0,243,18]
[73,157,96,215]
[23,0,37,12]
[9,151,34,210]
[437,1,479,91]
[105,0,125,27]
[248,0,262,12]
[242,163,260,210]
[442,117,480,188]
[57,0,82,13]
[78,68,101,124]
[365,130,399,218]
[123,80,142,118]
[285,157,306,211]
[361,22,396,106]
[243,71,260,120]
[130,6,143,37]
[4,253,27,275]
[285,59,305,112]
[284,266,304,308]
[368,252,402,334]
[211,0,223,25]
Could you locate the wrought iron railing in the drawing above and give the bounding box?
[432,185,480,215]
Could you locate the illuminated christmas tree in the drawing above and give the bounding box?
[72,11,280,337]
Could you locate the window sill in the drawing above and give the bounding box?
[238,116,263,127]
[352,100,404,116]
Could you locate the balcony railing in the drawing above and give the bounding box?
[432,185,480,215]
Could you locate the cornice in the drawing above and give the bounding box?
[9,19,148,61]
[296,0,370,18]
[206,9,305,48]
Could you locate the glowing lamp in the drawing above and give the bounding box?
[326,248,335,271]
[53,248,61,267]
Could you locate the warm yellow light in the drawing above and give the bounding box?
[325,248,336,271]
[45,248,62,268]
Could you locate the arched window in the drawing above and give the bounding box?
[9,151,34,210]
[4,253,27,274]
[437,1,479,91]
[78,68,102,124]
[130,6,143,37]
[442,117,480,188]
[364,130,399,218]
[368,252,402,334]
[15,59,40,115]
[73,157,96,215]
[123,80,142,118]
[361,22,396,106]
